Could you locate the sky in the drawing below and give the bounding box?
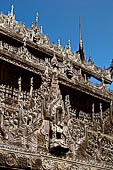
[0,0,113,88]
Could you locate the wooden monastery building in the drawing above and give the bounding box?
[0,5,113,170]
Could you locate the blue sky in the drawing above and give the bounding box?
[0,0,113,87]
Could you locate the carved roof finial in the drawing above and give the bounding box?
[35,12,39,26]
[11,5,14,17]
[79,16,83,49]
[79,16,85,61]
[58,39,60,48]
[8,4,15,20]
[32,21,34,28]
[68,40,71,49]
[79,16,82,41]
[40,25,43,34]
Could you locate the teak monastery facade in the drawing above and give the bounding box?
[0,5,113,170]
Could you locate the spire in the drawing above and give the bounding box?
[58,39,60,48]
[8,5,15,20]
[11,5,14,17]
[35,12,39,26]
[40,25,43,34]
[79,16,83,49]
[78,16,85,61]
[79,16,82,41]
[68,40,71,50]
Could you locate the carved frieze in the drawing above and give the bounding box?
[0,5,113,170]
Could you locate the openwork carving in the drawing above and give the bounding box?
[0,5,112,170]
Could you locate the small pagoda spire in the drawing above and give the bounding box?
[79,16,82,41]
[11,5,14,17]
[68,40,71,50]
[32,21,34,28]
[79,16,85,61]
[40,25,43,34]
[8,4,15,20]
[58,39,60,48]
[35,12,39,26]
[79,16,83,49]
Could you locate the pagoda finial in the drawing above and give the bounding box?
[79,16,82,41]
[68,40,71,49]
[40,25,43,34]
[58,39,60,48]
[79,16,83,49]
[78,16,85,61]
[35,12,39,26]
[11,5,14,17]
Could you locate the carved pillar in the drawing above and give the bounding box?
[92,103,94,123]
[18,77,22,94]
[85,125,88,146]
[110,100,113,122]
[30,77,33,97]
[0,110,3,128]
[18,93,23,128]
[100,103,104,132]
[0,41,3,50]
[100,103,102,120]
[84,74,87,82]
[0,93,4,128]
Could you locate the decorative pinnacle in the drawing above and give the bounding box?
[79,16,82,41]
[68,40,71,49]
[35,12,39,26]
[79,16,83,49]
[58,39,60,47]
[11,5,14,17]
[40,25,43,34]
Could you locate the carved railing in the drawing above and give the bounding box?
[0,11,112,84]
[0,39,112,100]
[0,84,39,102]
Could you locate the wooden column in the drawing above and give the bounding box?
[30,77,33,97]
[92,103,94,122]
[100,103,104,133]
[18,77,22,94]
[110,100,113,122]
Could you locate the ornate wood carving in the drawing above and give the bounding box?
[0,5,112,170]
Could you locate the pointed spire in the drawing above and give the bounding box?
[40,25,43,34]
[35,12,39,26]
[79,16,83,49]
[8,5,15,20]
[79,16,82,41]
[78,16,85,61]
[32,21,34,28]
[11,5,14,17]
[58,39,60,48]
[68,40,71,50]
